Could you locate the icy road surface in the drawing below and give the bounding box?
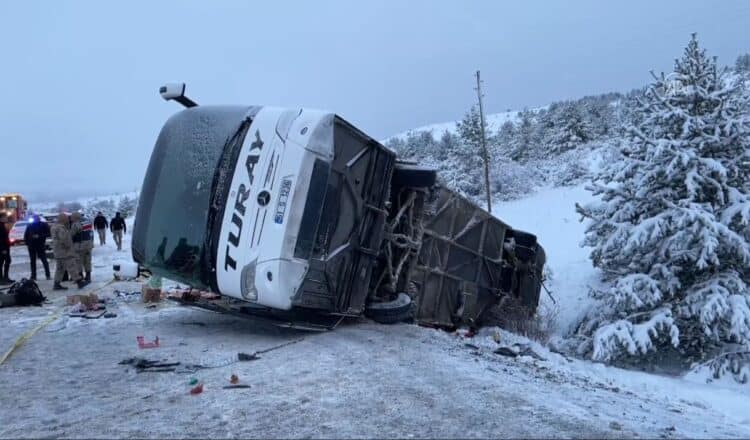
[1,211,749,438]
[2,294,749,437]
[2,298,750,439]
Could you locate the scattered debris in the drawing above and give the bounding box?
[464,343,480,350]
[189,383,204,395]
[82,310,107,319]
[137,336,160,349]
[237,352,260,362]
[141,285,162,303]
[493,343,547,361]
[223,384,251,390]
[103,312,117,318]
[114,289,141,303]
[609,421,623,431]
[169,288,221,302]
[494,346,519,358]
[67,293,99,308]
[175,364,203,374]
[113,261,140,281]
[173,339,308,374]
[230,374,239,384]
[189,378,199,386]
[119,357,179,373]
[492,331,502,344]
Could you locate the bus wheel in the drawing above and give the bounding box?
[365,292,414,324]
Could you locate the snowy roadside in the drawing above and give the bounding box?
[494,184,602,336]
[2,295,749,438]
[1,202,749,438]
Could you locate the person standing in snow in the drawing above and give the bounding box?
[0,213,13,285]
[110,212,126,251]
[93,211,108,245]
[71,212,94,283]
[52,212,87,290]
[24,214,51,281]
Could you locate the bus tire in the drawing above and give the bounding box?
[365,292,414,324]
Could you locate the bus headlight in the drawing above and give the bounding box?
[240,259,258,301]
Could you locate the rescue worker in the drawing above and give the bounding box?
[71,212,94,282]
[52,212,87,290]
[0,213,13,285]
[24,214,51,281]
[110,212,126,251]
[93,211,108,245]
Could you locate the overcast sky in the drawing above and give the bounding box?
[1,1,748,202]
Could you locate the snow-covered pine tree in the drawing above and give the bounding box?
[436,130,459,162]
[494,120,516,159]
[453,106,490,197]
[117,195,138,218]
[736,53,750,75]
[548,101,589,154]
[456,105,483,150]
[575,34,750,378]
[510,109,537,162]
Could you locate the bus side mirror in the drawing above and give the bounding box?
[159,83,198,108]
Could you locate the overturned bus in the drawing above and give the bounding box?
[132,84,545,330]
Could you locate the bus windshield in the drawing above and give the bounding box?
[133,106,250,288]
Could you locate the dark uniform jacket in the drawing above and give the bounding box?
[110,216,126,233]
[24,221,50,249]
[0,221,9,251]
[93,215,108,230]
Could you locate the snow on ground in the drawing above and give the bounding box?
[494,184,602,336]
[2,195,750,438]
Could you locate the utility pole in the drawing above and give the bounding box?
[475,70,492,213]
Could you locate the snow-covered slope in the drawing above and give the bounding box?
[388,109,524,141]
[494,184,602,336]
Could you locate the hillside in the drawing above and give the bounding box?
[29,190,140,218]
[387,109,528,142]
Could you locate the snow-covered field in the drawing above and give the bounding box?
[1,192,750,438]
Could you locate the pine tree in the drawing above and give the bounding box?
[494,120,515,159]
[454,106,490,197]
[736,53,750,75]
[436,130,459,162]
[549,101,590,153]
[117,195,138,218]
[575,35,750,377]
[510,109,537,162]
[456,105,484,153]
